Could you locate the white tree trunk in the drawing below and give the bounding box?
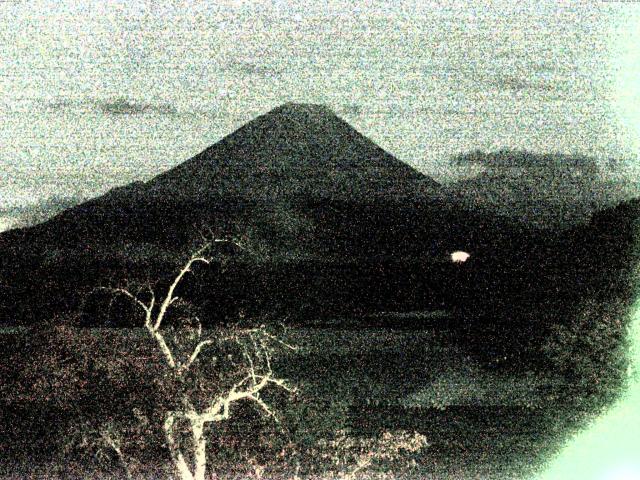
[165,411,197,480]
[106,242,292,480]
[191,418,207,480]
[164,410,209,480]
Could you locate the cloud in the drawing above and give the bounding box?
[451,149,603,176]
[492,74,561,94]
[46,97,178,115]
[97,97,178,115]
[339,104,364,116]
[229,60,282,78]
[47,98,76,110]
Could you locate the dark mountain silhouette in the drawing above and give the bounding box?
[150,102,439,200]
[0,103,448,324]
[0,104,637,334]
[0,103,440,260]
[444,150,639,228]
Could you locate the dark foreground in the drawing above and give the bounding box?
[0,312,626,480]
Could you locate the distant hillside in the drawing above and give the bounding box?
[444,150,638,228]
[0,195,86,231]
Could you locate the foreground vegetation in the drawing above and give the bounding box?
[1,215,636,479]
[1,305,629,479]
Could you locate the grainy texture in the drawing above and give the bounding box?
[1,1,639,479]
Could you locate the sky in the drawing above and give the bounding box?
[1,0,639,224]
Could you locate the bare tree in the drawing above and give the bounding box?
[21,234,429,479]
[99,238,295,480]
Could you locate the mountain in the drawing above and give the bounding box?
[149,102,440,201]
[444,150,638,228]
[1,103,441,262]
[0,105,637,328]
[0,103,451,324]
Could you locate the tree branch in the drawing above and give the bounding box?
[178,339,215,375]
[105,287,151,315]
[149,327,177,369]
[100,428,134,480]
[261,329,298,351]
[154,243,212,332]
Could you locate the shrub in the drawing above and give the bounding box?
[541,296,630,406]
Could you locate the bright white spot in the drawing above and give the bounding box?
[451,251,470,263]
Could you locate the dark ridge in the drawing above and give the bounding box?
[0,106,637,340]
[0,103,443,260]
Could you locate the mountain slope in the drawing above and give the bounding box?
[444,150,638,228]
[1,103,441,261]
[0,103,452,324]
[149,102,439,201]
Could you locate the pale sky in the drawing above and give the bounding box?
[0,0,639,212]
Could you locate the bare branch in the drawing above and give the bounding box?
[348,457,373,479]
[101,287,151,315]
[153,244,212,332]
[178,339,215,375]
[242,344,257,385]
[248,394,278,421]
[261,330,298,351]
[148,327,177,369]
[254,375,295,393]
[147,291,156,327]
[99,428,134,480]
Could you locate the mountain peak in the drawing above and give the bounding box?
[270,102,334,116]
[258,102,342,130]
[146,101,439,202]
